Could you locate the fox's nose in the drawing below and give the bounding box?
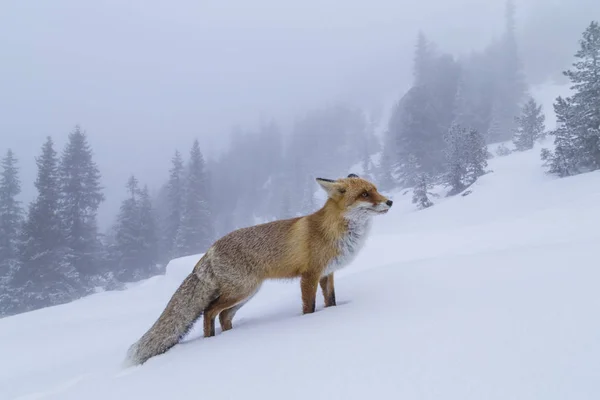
[386,200,393,207]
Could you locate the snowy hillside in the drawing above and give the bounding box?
[1,142,599,400]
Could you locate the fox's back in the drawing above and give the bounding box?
[209,213,341,280]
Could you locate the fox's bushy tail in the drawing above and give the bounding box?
[124,265,218,366]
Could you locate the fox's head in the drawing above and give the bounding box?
[316,173,392,217]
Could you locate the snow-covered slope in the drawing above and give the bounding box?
[1,143,599,400]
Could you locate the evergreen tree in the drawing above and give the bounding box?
[175,139,213,257]
[164,150,184,260]
[443,124,469,195]
[138,184,158,278]
[412,173,434,210]
[413,31,436,87]
[496,143,512,157]
[58,125,105,294]
[513,97,546,151]
[389,35,460,183]
[0,150,23,315]
[544,97,581,176]
[13,138,77,313]
[543,21,600,175]
[465,127,489,185]
[443,124,488,195]
[488,0,528,142]
[112,176,159,282]
[114,176,142,282]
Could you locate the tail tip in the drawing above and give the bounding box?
[122,342,143,368]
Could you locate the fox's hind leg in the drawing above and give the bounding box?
[301,271,321,314]
[319,273,336,307]
[204,285,261,337]
[218,285,261,332]
[218,304,241,332]
[204,296,238,337]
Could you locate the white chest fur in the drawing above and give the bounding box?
[322,212,372,277]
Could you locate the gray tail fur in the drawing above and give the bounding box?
[123,269,218,366]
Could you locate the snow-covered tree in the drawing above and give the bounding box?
[388,34,460,183]
[163,150,184,260]
[58,125,105,294]
[13,138,77,314]
[443,124,488,195]
[412,173,434,210]
[443,124,468,194]
[0,150,23,315]
[113,176,159,282]
[175,139,213,257]
[543,21,600,176]
[114,176,142,282]
[138,184,158,277]
[513,97,546,151]
[496,143,512,157]
[487,0,528,143]
[465,127,489,185]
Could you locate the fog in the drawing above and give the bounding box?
[0,0,597,227]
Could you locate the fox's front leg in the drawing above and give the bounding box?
[300,272,320,314]
[319,273,336,307]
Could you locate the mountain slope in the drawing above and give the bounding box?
[1,142,599,400]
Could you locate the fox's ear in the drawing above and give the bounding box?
[316,177,343,197]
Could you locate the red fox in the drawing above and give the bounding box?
[125,173,392,365]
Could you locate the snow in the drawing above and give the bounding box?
[1,142,600,400]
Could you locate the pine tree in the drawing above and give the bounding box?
[114,176,142,282]
[563,20,600,169]
[58,125,105,294]
[464,128,489,185]
[513,97,546,151]
[164,150,184,260]
[112,177,159,283]
[543,21,600,176]
[496,143,512,157]
[443,124,488,195]
[488,0,528,143]
[413,31,436,87]
[0,150,23,315]
[138,184,158,278]
[389,35,460,182]
[544,97,581,176]
[443,124,468,195]
[13,138,78,313]
[412,173,434,210]
[175,140,213,257]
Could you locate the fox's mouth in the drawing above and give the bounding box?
[370,207,389,215]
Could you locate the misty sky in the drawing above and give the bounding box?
[0,0,593,228]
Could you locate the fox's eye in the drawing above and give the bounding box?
[362,192,369,198]
[338,188,346,194]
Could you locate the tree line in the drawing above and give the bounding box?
[0,129,214,316]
